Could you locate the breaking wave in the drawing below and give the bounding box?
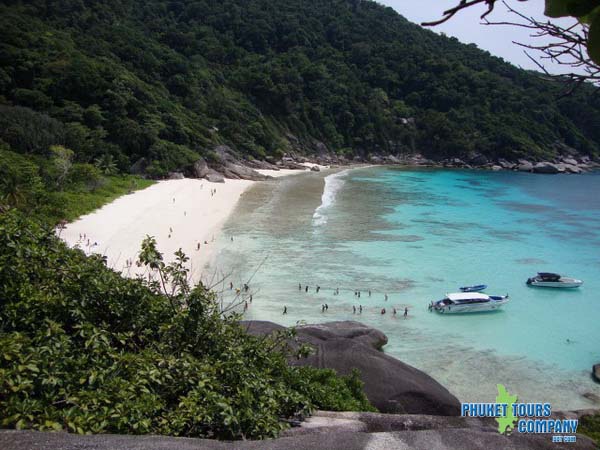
[312,170,349,226]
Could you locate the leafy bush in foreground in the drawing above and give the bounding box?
[579,413,600,447]
[0,211,373,439]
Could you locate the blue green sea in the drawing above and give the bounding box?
[214,167,600,409]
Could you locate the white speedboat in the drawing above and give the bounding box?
[526,273,583,288]
[431,292,509,314]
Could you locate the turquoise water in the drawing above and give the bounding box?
[214,167,600,409]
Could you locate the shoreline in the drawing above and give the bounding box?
[60,166,328,283]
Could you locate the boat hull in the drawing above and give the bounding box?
[527,281,582,288]
[459,284,487,292]
[433,298,509,314]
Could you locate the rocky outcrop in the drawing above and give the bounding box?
[129,157,148,175]
[245,159,280,171]
[593,363,600,383]
[310,165,321,172]
[243,321,461,416]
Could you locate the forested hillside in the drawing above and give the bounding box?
[1,0,600,179]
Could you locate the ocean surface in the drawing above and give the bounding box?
[213,167,600,409]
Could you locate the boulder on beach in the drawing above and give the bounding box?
[593,363,600,383]
[310,165,321,172]
[192,157,210,178]
[222,163,269,181]
[517,160,533,172]
[242,320,461,416]
[533,162,561,174]
[469,153,488,166]
[562,157,579,166]
[497,158,515,170]
[167,171,184,180]
[204,168,225,183]
[556,163,583,174]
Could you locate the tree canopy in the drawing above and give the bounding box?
[1,0,599,178]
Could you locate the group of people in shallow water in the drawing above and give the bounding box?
[285,284,410,318]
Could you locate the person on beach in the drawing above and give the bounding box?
[229,282,233,290]
[393,308,397,315]
[316,285,320,293]
[358,291,361,298]
[325,303,329,311]
[197,242,201,250]
[321,304,325,313]
[244,283,249,292]
[231,236,234,242]
[305,285,309,293]
[244,301,248,311]
[384,294,388,301]
[336,288,339,295]
[249,295,253,303]
[353,305,356,314]
[283,306,287,315]
[169,227,173,233]
[299,283,302,291]
[359,305,363,314]
[381,308,386,315]
[368,290,371,297]
[404,307,408,318]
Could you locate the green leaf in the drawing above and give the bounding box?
[545,0,572,17]
[588,13,600,64]
[567,0,600,17]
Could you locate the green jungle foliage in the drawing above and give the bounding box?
[1,0,599,182]
[0,143,154,224]
[0,211,374,439]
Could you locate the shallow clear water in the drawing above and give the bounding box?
[214,167,600,409]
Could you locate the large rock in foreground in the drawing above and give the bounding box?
[242,321,461,416]
[2,419,597,450]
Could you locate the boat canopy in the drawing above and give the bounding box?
[446,292,490,301]
[537,272,561,281]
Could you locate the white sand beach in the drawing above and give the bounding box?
[59,166,326,283]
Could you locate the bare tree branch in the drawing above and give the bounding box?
[422,0,600,92]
